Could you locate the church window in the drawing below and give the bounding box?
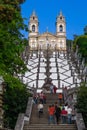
[60,16,62,19]
[59,25,63,32]
[33,17,35,20]
[32,25,35,32]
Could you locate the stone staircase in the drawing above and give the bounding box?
[23,124,77,130]
[23,93,77,130]
[30,94,58,124]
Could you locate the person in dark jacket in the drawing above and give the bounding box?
[55,105,61,124]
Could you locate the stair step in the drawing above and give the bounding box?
[24,124,77,130]
[24,127,77,129]
[23,94,77,130]
[24,124,76,128]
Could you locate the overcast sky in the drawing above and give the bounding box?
[21,0,87,40]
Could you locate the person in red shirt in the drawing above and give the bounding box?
[48,105,55,124]
[53,85,57,94]
[61,107,67,124]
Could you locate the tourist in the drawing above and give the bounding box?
[64,103,68,111]
[39,91,44,104]
[61,107,67,124]
[33,93,38,104]
[58,93,63,105]
[53,85,57,94]
[43,93,46,104]
[37,101,44,118]
[48,105,55,124]
[67,105,72,124]
[55,104,61,124]
[71,108,76,124]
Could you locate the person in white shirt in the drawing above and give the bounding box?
[64,103,68,111]
[67,106,72,124]
[37,102,44,118]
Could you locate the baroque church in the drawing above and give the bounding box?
[28,11,66,50]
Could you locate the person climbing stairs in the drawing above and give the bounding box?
[23,93,77,130]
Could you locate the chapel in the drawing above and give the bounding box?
[28,11,66,50]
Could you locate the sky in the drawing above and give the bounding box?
[21,0,87,40]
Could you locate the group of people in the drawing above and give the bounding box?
[33,91,46,104]
[33,91,46,118]
[61,103,73,124]
[48,102,75,124]
[50,84,57,94]
[33,90,76,124]
[37,100,75,124]
[48,103,61,124]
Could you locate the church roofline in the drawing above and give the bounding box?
[38,32,57,38]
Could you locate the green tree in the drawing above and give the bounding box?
[66,39,73,50]
[0,0,31,129]
[84,25,87,35]
[73,34,79,40]
[76,84,87,127]
[0,0,28,76]
[74,35,87,63]
[3,75,31,129]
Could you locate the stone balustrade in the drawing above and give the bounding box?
[14,97,33,130]
[76,113,86,130]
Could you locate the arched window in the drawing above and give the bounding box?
[33,17,35,20]
[32,25,35,32]
[59,25,63,32]
[60,16,62,20]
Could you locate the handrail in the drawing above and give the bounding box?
[76,113,86,130]
[24,97,33,123]
[14,97,33,130]
[14,113,24,130]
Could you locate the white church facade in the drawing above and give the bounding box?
[28,11,66,51]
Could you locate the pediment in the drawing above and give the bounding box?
[39,32,56,38]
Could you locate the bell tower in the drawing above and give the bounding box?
[29,11,39,50]
[56,11,66,50]
[29,11,39,36]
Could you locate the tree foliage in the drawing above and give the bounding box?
[74,35,87,63]
[3,75,30,129]
[0,0,30,129]
[84,25,87,35]
[76,84,87,127]
[66,39,73,49]
[0,0,28,76]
